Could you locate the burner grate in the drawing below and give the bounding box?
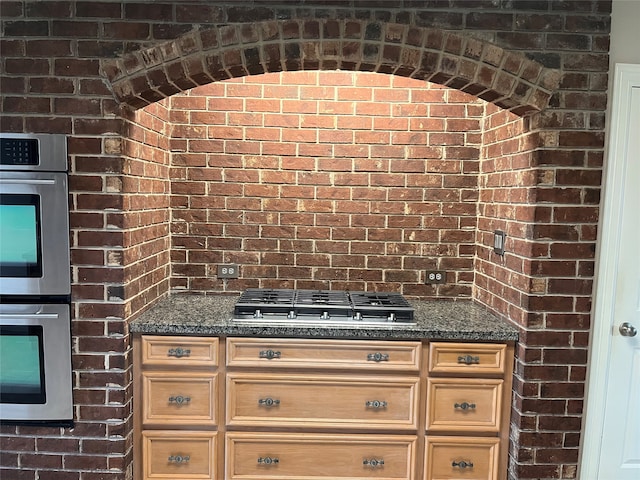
[294,290,351,306]
[236,288,295,305]
[233,289,414,324]
[350,291,414,322]
[234,288,295,320]
[293,290,352,321]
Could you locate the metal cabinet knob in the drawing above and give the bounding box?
[452,460,474,469]
[619,322,638,337]
[258,397,280,407]
[168,455,190,464]
[363,458,385,467]
[365,400,388,409]
[167,347,191,358]
[367,352,389,362]
[458,354,480,365]
[454,402,476,410]
[259,349,281,359]
[168,395,191,405]
[257,456,279,465]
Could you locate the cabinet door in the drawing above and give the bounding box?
[227,337,421,371]
[141,336,218,367]
[142,430,217,480]
[426,378,503,433]
[425,436,499,480]
[142,371,218,426]
[428,343,506,376]
[226,372,419,430]
[226,432,416,479]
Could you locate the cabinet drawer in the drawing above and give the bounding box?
[142,372,218,426]
[428,343,507,376]
[425,436,500,480]
[426,378,503,433]
[226,337,421,371]
[142,430,217,480]
[141,336,218,367]
[226,432,416,479]
[226,373,419,430]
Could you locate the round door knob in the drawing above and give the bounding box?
[619,322,638,337]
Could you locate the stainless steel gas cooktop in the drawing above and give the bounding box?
[232,288,415,325]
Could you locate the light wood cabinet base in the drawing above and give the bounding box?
[425,436,500,480]
[226,432,417,480]
[142,430,217,479]
[133,336,514,480]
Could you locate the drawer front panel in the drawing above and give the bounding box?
[142,372,218,426]
[226,338,421,371]
[428,343,507,376]
[226,432,416,479]
[143,430,217,480]
[141,336,219,367]
[426,378,503,433]
[425,436,500,480]
[227,373,419,429]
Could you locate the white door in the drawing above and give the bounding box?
[580,64,640,479]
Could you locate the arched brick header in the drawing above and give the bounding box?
[101,19,559,115]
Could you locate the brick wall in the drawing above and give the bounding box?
[169,72,483,297]
[0,2,611,480]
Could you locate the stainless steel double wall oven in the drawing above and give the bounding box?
[0,133,73,425]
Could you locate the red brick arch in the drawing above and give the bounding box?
[102,19,559,115]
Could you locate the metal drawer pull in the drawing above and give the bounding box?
[365,400,388,409]
[257,456,279,465]
[258,397,280,407]
[452,460,474,469]
[168,455,190,464]
[457,354,480,365]
[168,395,191,405]
[367,352,389,362]
[454,402,476,410]
[167,347,191,358]
[363,458,385,467]
[259,349,281,360]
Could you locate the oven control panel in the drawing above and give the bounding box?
[1,138,40,166]
[0,134,67,172]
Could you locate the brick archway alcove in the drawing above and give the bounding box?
[103,20,568,480]
[103,20,558,115]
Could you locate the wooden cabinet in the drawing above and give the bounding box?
[227,372,419,429]
[226,432,416,479]
[134,336,221,480]
[140,336,219,366]
[425,343,514,480]
[426,378,503,433]
[134,336,513,480]
[142,431,218,480]
[142,371,219,426]
[425,436,500,480]
[224,338,421,479]
[226,337,421,371]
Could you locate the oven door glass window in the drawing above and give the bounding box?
[0,194,42,277]
[0,325,46,404]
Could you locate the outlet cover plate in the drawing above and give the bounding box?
[218,264,239,279]
[425,270,447,284]
[494,230,507,255]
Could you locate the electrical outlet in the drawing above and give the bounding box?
[425,270,447,284]
[218,264,239,279]
[494,230,507,256]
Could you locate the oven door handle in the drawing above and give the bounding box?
[0,313,60,319]
[0,178,56,185]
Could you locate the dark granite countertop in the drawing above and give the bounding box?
[129,294,518,342]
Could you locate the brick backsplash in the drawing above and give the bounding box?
[165,72,482,297]
[0,1,611,479]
